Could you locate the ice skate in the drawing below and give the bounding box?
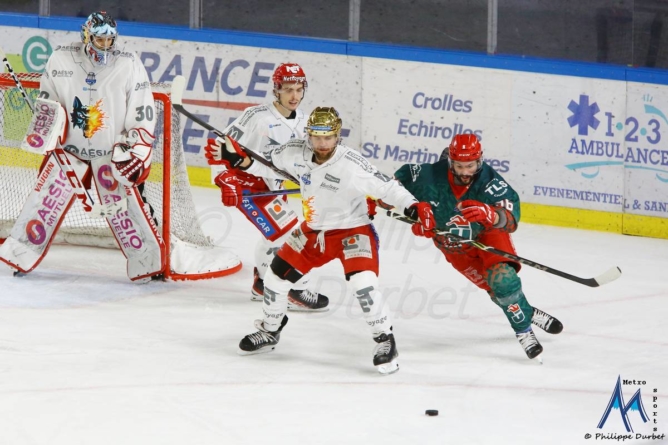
[238,316,288,356]
[250,267,264,301]
[373,332,399,375]
[516,328,543,361]
[531,307,563,334]
[287,288,329,312]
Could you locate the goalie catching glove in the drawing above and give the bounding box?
[204,135,249,169]
[111,128,155,186]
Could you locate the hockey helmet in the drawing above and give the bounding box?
[272,63,308,90]
[81,11,118,65]
[448,134,483,162]
[306,107,342,137]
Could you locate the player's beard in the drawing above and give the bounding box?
[453,174,474,185]
[313,146,336,164]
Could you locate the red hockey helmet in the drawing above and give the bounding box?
[448,134,482,162]
[272,63,308,90]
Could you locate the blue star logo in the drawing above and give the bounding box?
[567,95,600,135]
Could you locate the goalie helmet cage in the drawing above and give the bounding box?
[0,72,241,281]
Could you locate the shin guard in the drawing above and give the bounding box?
[486,263,533,332]
[262,269,292,331]
[348,271,392,336]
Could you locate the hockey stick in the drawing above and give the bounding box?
[243,188,300,198]
[378,202,622,287]
[170,75,300,184]
[0,46,126,218]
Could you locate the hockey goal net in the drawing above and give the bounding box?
[0,72,241,280]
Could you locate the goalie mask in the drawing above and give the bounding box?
[81,11,118,66]
[447,134,483,183]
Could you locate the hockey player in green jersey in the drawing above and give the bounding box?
[393,134,563,361]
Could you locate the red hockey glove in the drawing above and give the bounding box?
[458,200,497,228]
[406,202,435,238]
[204,135,248,169]
[214,170,243,207]
[434,234,472,254]
[366,197,377,220]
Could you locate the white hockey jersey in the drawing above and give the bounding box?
[244,140,418,231]
[39,42,155,161]
[223,103,306,155]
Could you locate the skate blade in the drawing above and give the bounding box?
[377,359,399,375]
[237,345,276,356]
[287,304,329,313]
[532,354,544,365]
[250,293,263,302]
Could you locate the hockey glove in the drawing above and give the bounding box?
[405,202,435,238]
[458,200,498,228]
[214,170,243,207]
[111,127,155,187]
[433,234,473,254]
[366,197,377,220]
[204,135,248,169]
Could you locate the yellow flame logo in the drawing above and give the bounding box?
[84,98,107,139]
[302,196,317,223]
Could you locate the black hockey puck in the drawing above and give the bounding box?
[425,409,439,416]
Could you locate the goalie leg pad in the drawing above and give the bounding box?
[348,271,392,336]
[0,151,79,272]
[91,158,165,281]
[238,194,298,241]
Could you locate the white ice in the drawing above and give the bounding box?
[0,187,666,445]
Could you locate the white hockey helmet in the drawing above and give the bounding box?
[81,11,118,65]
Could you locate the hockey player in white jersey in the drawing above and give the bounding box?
[208,107,436,374]
[0,11,164,281]
[204,63,329,311]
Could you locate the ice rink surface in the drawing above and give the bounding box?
[1,187,666,445]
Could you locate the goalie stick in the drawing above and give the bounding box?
[0,46,126,218]
[170,75,300,184]
[377,201,622,288]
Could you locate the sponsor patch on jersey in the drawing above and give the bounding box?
[240,198,277,238]
[263,198,297,229]
[324,173,340,183]
[227,125,244,141]
[342,234,373,260]
[51,70,74,77]
[286,227,308,253]
[373,171,391,182]
[301,172,311,185]
[135,81,150,91]
[484,178,509,198]
[319,182,339,192]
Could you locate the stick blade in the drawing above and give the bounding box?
[593,266,622,287]
[171,75,186,106]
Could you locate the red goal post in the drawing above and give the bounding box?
[0,72,241,280]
